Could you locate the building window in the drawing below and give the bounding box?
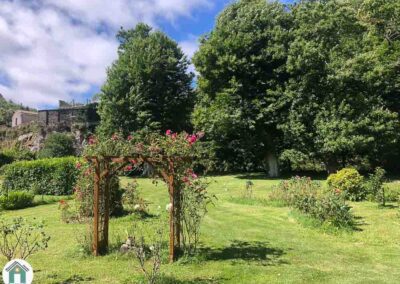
[15,118,18,126]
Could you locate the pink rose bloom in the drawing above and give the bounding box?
[75,162,82,169]
[127,135,133,141]
[166,129,172,136]
[112,134,119,141]
[124,165,133,172]
[88,136,96,145]
[187,135,197,144]
[171,133,177,139]
[191,173,198,179]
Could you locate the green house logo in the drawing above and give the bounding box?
[2,259,33,284]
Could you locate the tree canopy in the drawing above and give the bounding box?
[193,0,400,173]
[98,24,194,137]
[192,0,292,172]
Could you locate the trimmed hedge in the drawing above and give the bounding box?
[0,148,36,168]
[1,157,79,195]
[0,191,34,210]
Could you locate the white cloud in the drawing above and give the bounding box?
[179,35,200,75]
[0,0,212,108]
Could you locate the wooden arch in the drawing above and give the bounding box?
[86,154,187,263]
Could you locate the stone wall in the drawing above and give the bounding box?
[11,111,38,127]
[38,103,99,130]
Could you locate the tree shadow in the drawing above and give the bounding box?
[351,215,367,232]
[47,274,95,283]
[111,209,158,221]
[378,204,398,209]
[235,172,328,181]
[158,276,228,284]
[198,240,287,266]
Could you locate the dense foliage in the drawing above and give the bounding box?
[192,0,291,172]
[98,24,194,137]
[327,168,365,201]
[38,133,75,159]
[0,191,34,210]
[193,0,400,173]
[1,157,79,195]
[269,176,354,228]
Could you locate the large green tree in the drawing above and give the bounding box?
[278,0,400,172]
[192,0,292,172]
[194,0,400,173]
[98,24,194,136]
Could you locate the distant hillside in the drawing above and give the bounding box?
[0,94,35,127]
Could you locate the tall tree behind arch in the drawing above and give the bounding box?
[98,23,194,137]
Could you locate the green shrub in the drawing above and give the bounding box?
[38,133,75,158]
[327,168,365,201]
[1,157,79,195]
[385,186,400,202]
[0,191,34,210]
[0,152,14,168]
[0,148,35,168]
[269,176,354,228]
[365,167,387,206]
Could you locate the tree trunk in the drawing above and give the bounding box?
[325,158,339,174]
[265,152,279,178]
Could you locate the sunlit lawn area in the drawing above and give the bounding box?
[2,175,400,283]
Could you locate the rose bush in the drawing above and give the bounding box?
[269,176,354,228]
[77,130,211,257]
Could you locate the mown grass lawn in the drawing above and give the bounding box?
[2,175,400,283]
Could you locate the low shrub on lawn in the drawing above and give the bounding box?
[327,168,365,201]
[269,176,354,228]
[0,191,34,210]
[384,186,400,202]
[1,157,79,195]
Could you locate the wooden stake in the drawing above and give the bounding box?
[93,158,100,256]
[168,174,175,263]
[103,159,111,253]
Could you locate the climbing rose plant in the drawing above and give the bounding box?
[80,130,211,258]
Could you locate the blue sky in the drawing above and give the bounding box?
[0,0,293,109]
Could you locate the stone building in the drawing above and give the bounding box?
[38,101,100,131]
[11,110,38,127]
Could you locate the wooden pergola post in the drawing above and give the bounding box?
[102,158,111,252]
[92,158,100,256]
[87,155,187,262]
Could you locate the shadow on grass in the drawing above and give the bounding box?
[378,204,398,209]
[352,215,368,232]
[199,240,287,266]
[113,209,158,220]
[235,172,328,181]
[47,274,95,283]
[159,276,228,284]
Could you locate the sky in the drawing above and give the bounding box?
[0,0,293,110]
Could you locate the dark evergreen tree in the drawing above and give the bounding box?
[98,24,194,136]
